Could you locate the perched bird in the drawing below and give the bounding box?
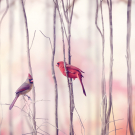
[56,61,86,96]
[9,73,33,110]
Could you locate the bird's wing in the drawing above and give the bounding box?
[15,82,30,94]
[66,64,84,73]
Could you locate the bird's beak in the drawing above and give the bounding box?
[30,80,33,82]
[56,64,58,67]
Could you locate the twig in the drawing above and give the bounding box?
[43,121,67,135]
[74,107,85,135]
[105,128,123,135]
[39,30,52,50]
[1,103,32,118]
[35,118,48,120]
[23,96,35,131]
[105,118,124,126]
[0,0,15,14]
[30,30,36,50]
[61,0,69,23]
[0,0,9,25]
[20,0,37,134]
[33,99,50,104]
[22,131,44,135]
[36,124,50,134]
[95,0,103,37]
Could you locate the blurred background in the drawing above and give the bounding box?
[0,0,135,134]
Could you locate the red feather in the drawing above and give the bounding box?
[57,61,86,96]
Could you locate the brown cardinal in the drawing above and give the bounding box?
[9,73,33,110]
[56,61,86,96]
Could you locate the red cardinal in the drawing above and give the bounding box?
[56,61,86,96]
[9,74,33,110]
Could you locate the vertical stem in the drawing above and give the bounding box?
[54,0,75,134]
[9,2,14,134]
[67,12,74,135]
[95,0,107,134]
[67,1,75,134]
[20,0,36,134]
[52,3,58,135]
[126,0,134,134]
[106,0,113,133]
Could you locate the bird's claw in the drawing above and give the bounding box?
[24,95,32,101]
[28,97,32,101]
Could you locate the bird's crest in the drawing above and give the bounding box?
[28,73,33,79]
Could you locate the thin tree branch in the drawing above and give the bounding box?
[0,0,9,25]
[39,30,52,50]
[105,128,123,135]
[61,0,69,22]
[36,124,50,135]
[105,118,124,126]
[95,0,107,134]
[43,121,67,135]
[75,107,85,135]
[22,131,44,135]
[20,0,37,134]
[126,0,134,134]
[106,0,114,134]
[30,30,36,50]
[69,0,75,24]
[53,1,75,134]
[52,2,59,135]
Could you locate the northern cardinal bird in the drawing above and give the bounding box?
[9,73,33,110]
[56,61,86,96]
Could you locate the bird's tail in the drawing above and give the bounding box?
[77,74,86,96]
[9,95,19,110]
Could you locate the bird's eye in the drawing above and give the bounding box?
[57,63,59,66]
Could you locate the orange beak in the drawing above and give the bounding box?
[30,80,33,82]
[56,64,58,67]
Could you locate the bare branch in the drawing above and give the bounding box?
[39,30,52,50]
[61,0,69,22]
[0,0,9,25]
[105,128,123,135]
[95,0,103,37]
[106,118,124,126]
[20,0,37,134]
[106,0,114,134]
[126,0,134,134]
[53,0,75,134]
[30,30,36,50]
[95,0,107,134]
[69,0,75,24]
[36,124,50,134]
[43,122,67,135]
[22,131,44,135]
[52,3,59,135]
[75,107,85,135]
